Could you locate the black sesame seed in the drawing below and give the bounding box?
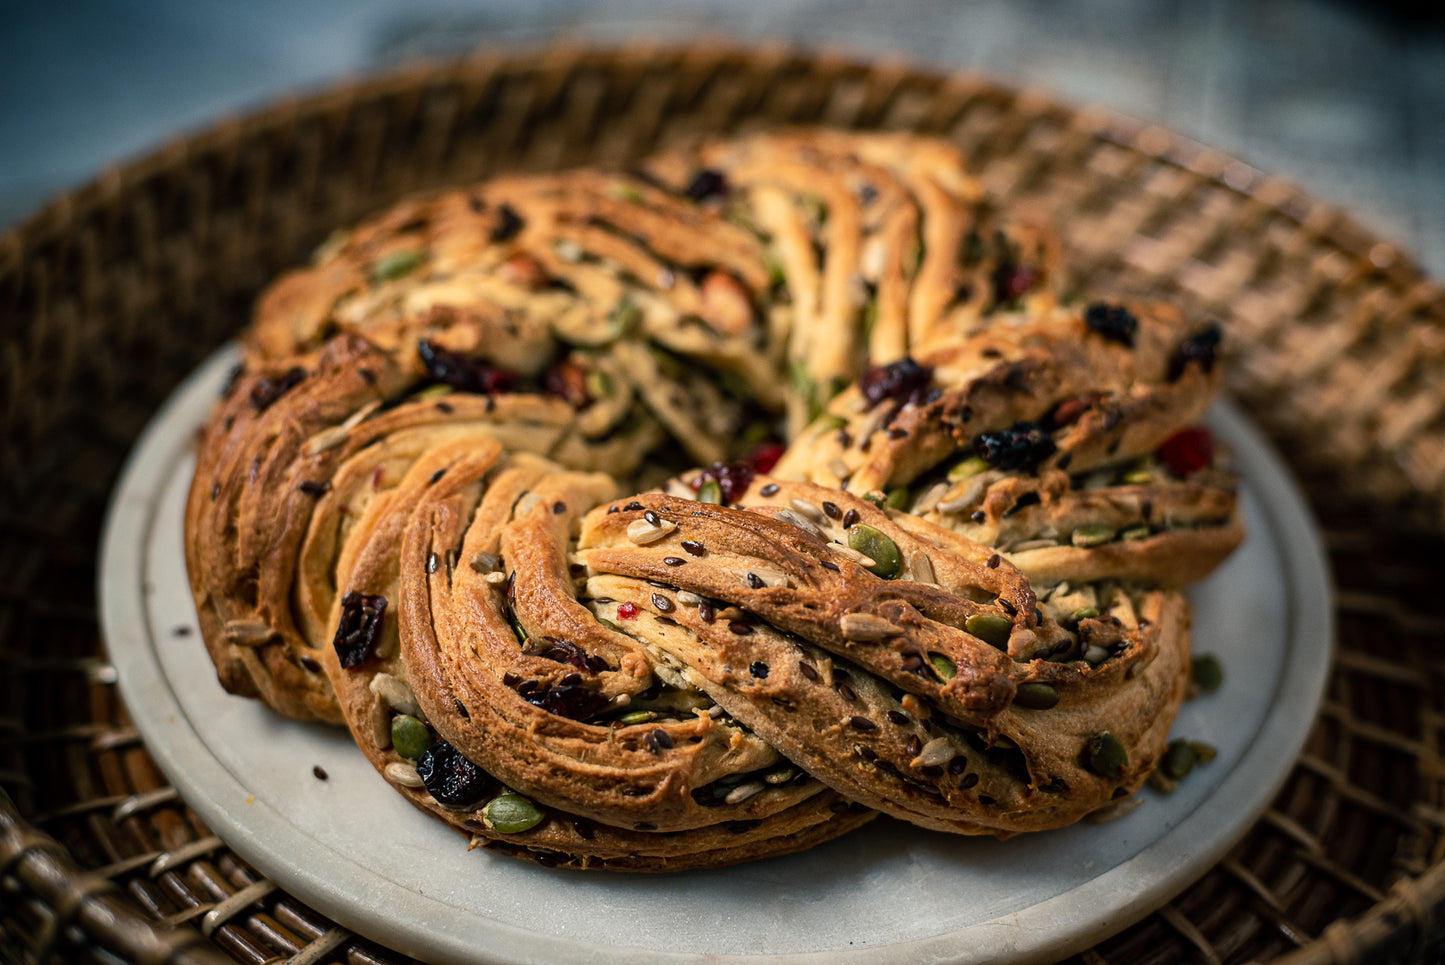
[760,483,779,496]
[886,427,908,440]
[607,505,619,514]
[210,482,220,501]
[750,661,770,678]
[681,540,706,556]
[921,765,944,779]
[553,501,566,515]
[502,672,520,687]
[699,602,715,623]
[455,698,469,718]
[837,684,857,702]
[987,554,1001,569]
[978,794,996,805]
[299,480,331,496]
[313,765,328,781]
[652,593,675,613]
[663,556,685,566]
[490,203,524,242]
[435,401,454,414]
[573,818,595,840]
[798,663,819,682]
[849,716,877,732]
[961,773,980,789]
[905,736,923,757]
[886,711,909,726]
[948,758,967,775]
[644,729,674,754]
[728,621,753,635]
[1056,451,1073,471]
[429,468,447,485]
[821,501,840,519]
[841,508,859,528]
[624,501,643,511]
[970,510,986,523]
[857,746,878,762]
[746,572,765,589]
[644,509,661,526]
[634,822,657,831]
[821,560,840,572]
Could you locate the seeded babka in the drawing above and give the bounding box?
[185,129,1240,870]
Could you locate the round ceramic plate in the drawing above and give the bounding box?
[101,345,1332,965]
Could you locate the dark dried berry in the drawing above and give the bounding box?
[527,683,611,721]
[521,637,593,672]
[859,358,933,407]
[972,420,1056,472]
[1156,426,1215,477]
[692,462,754,504]
[749,440,786,474]
[1169,326,1222,381]
[685,169,729,202]
[417,339,520,394]
[1084,303,1139,346]
[333,590,387,669]
[416,740,492,809]
[249,366,306,411]
[490,203,524,242]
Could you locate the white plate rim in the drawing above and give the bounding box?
[100,345,1333,965]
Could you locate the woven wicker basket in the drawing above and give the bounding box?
[2,44,1444,965]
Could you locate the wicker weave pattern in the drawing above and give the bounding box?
[1,45,1443,965]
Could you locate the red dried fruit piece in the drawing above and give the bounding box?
[616,602,639,620]
[691,462,755,504]
[1156,427,1214,477]
[749,441,785,474]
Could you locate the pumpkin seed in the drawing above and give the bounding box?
[947,456,990,482]
[391,714,431,760]
[1161,739,1196,779]
[1121,525,1151,541]
[1014,682,1060,710]
[607,296,643,340]
[697,480,723,504]
[847,524,901,579]
[1085,731,1128,780]
[1071,525,1116,548]
[964,613,1012,649]
[373,249,425,282]
[482,793,545,834]
[1067,606,1100,625]
[1189,741,1218,764]
[929,653,957,681]
[1191,654,1223,693]
[617,710,656,725]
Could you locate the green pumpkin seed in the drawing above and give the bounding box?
[1189,741,1218,764]
[607,296,643,340]
[847,525,901,579]
[1067,606,1100,625]
[610,184,645,204]
[1085,731,1128,780]
[1071,525,1116,548]
[1161,739,1196,780]
[1192,655,1223,693]
[929,653,957,681]
[390,714,431,760]
[411,384,453,402]
[1013,682,1060,710]
[862,491,888,509]
[964,613,1012,649]
[373,249,425,282]
[617,710,656,725]
[1122,465,1152,484]
[482,793,545,834]
[697,480,723,504]
[764,764,798,785]
[584,370,613,399]
[765,255,787,289]
[1120,525,1151,541]
[886,488,910,510]
[947,456,990,482]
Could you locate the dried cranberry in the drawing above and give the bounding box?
[333,590,387,669]
[1083,304,1138,347]
[685,169,729,202]
[522,637,593,672]
[748,440,785,474]
[528,683,610,721]
[417,340,520,394]
[691,462,754,504]
[249,366,306,411]
[1156,426,1214,477]
[543,360,590,408]
[972,421,1057,472]
[1168,327,1222,381]
[992,262,1038,304]
[416,740,492,809]
[616,602,639,620]
[859,358,933,407]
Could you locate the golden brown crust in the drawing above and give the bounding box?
[184,128,1240,870]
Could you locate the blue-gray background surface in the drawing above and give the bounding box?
[2,0,1441,274]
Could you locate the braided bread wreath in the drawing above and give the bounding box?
[185,129,1243,872]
